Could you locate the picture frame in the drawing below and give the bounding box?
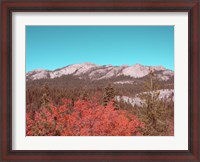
[0,0,199,161]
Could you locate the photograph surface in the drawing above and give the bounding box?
[26,26,174,136]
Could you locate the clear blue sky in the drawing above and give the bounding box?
[26,26,174,72]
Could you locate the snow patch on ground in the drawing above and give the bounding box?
[115,96,143,107]
[114,80,134,84]
[116,89,174,107]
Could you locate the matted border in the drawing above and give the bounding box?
[13,12,187,151]
[1,0,199,161]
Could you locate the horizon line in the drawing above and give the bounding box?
[26,62,174,73]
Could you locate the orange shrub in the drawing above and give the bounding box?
[26,98,143,136]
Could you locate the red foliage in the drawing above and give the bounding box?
[26,98,144,136]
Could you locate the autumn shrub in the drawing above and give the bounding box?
[26,98,144,136]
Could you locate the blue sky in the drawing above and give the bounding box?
[26,26,174,72]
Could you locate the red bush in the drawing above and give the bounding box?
[26,98,144,136]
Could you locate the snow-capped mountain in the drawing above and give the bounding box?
[26,62,174,82]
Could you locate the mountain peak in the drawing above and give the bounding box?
[26,63,173,81]
[134,63,142,66]
[133,63,143,68]
[150,65,166,71]
[33,68,47,72]
[26,68,48,74]
[80,62,97,66]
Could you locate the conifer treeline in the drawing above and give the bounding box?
[26,74,173,112]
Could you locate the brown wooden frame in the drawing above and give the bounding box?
[1,0,199,161]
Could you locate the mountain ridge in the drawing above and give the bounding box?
[26,62,174,81]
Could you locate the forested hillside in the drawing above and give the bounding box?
[26,64,174,136]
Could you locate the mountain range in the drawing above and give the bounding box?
[26,62,174,82]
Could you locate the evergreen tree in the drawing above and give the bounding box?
[103,83,115,107]
[40,84,50,107]
[138,70,172,136]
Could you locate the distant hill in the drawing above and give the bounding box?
[26,62,174,82]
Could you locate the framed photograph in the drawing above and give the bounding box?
[1,0,199,161]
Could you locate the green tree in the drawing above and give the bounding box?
[40,84,50,107]
[103,83,115,107]
[138,70,172,136]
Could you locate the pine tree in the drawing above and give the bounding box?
[40,84,50,107]
[138,70,171,136]
[103,83,115,107]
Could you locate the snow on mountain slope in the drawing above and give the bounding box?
[122,64,150,78]
[26,62,174,81]
[97,66,125,80]
[122,64,166,78]
[88,66,113,79]
[26,69,50,81]
[50,62,97,78]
